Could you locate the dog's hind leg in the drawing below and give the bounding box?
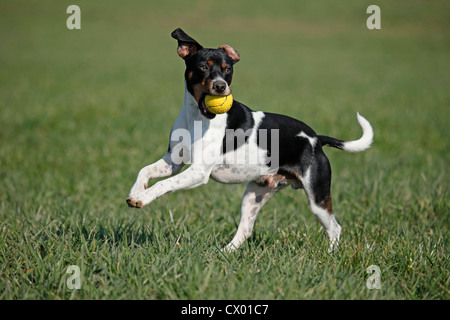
[224,181,277,252]
[300,151,341,253]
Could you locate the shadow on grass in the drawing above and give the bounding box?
[54,219,184,248]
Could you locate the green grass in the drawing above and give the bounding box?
[0,0,449,300]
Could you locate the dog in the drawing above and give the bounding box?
[126,28,374,252]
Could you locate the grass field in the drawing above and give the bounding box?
[0,0,449,300]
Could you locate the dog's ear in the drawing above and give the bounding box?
[171,28,203,60]
[219,44,240,64]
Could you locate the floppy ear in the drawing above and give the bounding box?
[219,44,240,63]
[171,28,203,60]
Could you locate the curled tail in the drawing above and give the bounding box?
[318,113,374,152]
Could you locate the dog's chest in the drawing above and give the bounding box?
[211,125,274,183]
[172,92,273,183]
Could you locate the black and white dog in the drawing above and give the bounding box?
[127,28,374,252]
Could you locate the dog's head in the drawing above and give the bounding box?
[171,28,240,118]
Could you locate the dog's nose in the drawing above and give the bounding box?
[213,80,227,93]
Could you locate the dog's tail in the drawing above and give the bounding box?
[318,113,374,152]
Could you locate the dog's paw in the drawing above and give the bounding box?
[126,196,143,208]
[221,243,238,253]
[129,182,148,198]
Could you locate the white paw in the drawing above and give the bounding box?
[129,181,148,197]
[222,242,239,253]
[126,196,143,208]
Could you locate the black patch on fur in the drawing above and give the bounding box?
[256,112,318,175]
[221,100,255,154]
[317,135,344,150]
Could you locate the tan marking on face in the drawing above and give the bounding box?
[222,63,227,69]
[188,71,193,80]
[192,84,204,102]
[207,60,213,66]
[192,79,213,102]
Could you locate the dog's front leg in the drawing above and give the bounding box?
[127,165,210,208]
[128,152,184,197]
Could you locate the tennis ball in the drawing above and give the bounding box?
[204,94,233,114]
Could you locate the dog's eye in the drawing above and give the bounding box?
[224,67,232,74]
[200,65,208,71]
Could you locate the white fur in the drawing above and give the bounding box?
[224,181,277,252]
[341,113,374,152]
[300,167,341,253]
[298,131,317,149]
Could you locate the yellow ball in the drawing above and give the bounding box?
[204,94,233,114]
